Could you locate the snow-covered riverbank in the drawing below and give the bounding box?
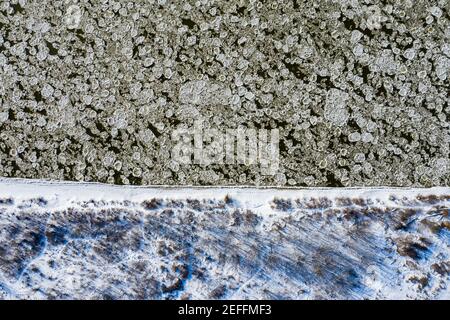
[0,179,449,299]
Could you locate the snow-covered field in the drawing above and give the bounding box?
[0,178,449,299]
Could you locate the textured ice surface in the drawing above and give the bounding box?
[0,179,449,300]
[0,0,449,186]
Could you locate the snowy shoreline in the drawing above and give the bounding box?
[0,178,449,300]
[1,177,449,209]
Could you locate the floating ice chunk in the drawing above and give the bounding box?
[373,50,398,75]
[64,5,82,30]
[350,30,363,44]
[0,112,8,123]
[433,157,448,176]
[324,89,350,127]
[434,56,449,81]
[361,132,374,143]
[366,5,383,30]
[429,6,443,18]
[353,44,364,57]
[348,132,361,142]
[178,80,231,106]
[179,80,207,105]
[403,48,416,60]
[354,153,366,163]
[41,84,54,99]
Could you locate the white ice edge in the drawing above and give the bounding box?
[1,177,449,210]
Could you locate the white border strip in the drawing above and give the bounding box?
[0,178,449,210]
